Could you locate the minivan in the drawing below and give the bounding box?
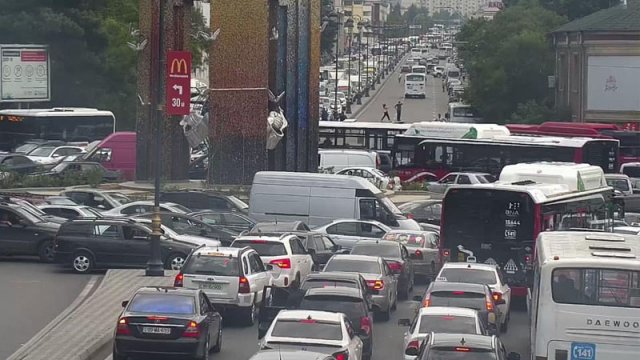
[249,171,421,230]
[318,149,379,173]
[83,132,136,180]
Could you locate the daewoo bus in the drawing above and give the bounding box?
[440,162,615,298]
[530,231,640,360]
[393,122,619,181]
[507,121,640,164]
[0,107,115,152]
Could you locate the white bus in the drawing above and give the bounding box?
[404,73,427,99]
[447,102,483,123]
[530,231,640,360]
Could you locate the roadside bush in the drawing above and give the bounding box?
[0,170,108,189]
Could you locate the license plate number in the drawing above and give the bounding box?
[142,326,171,334]
[200,283,223,290]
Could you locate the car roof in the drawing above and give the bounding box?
[441,262,499,271]
[353,240,399,247]
[304,287,364,299]
[192,246,245,257]
[329,254,382,263]
[305,272,362,281]
[134,286,199,296]
[429,281,489,292]
[276,310,343,322]
[430,333,495,349]
[417,306,480,317]
[249,350,335,360]
[234,235,290,242]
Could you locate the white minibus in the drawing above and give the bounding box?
[530,231,640,360]
[404,73,426,99]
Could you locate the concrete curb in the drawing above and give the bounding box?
[10,269,177,360]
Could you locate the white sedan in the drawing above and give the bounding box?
[259,310,363,360]
[434,262,512,332]
[27,145,85,165]
[101,201,191,216]
[313,219,391,250]
[336,167,400,190]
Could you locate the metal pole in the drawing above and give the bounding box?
[377,30,382,83]
[367,33,373,92]
[346,28,352,115]
[356,31,362,105]
[334,18,339,120]
[147,0,164,277]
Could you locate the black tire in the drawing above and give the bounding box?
[38,240,55,263]
[242,298,258,326]
[291,273,301,289]
[164,253,187,270]
[71,251,94,274]
[501,312,510,333]
[112,344,127,360]
[211,326,222,353]
[197,337,210,360]
[379,307,390,321]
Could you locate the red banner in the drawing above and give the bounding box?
[166,51,192,116]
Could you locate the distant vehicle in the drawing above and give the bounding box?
[175,246,274,326]
[446,102,483,123]
[60,189,132,211]
[30,161,120,182]
[131,212,237,246]
[411,65,427,74]
[249,350,336,360]
[432,66,445,77]
[82,132,136,181]
[27,145,85,165]
[42,196,77,205]
[530,231,640,360]
[189,210,255,233]
[605,173,640,212]
[404,73,427,99]
[415,333,520,360]
[425,172,496,193]
[319,149,379,173]
[383,230,440,282]
[13,140,65,154]
[319,121,410,153]
[323,254,398,320]
[102,201,191,216]
[160,191,249,214]
[0,202,60,262]
[401,64,412,73]
[314,219,391,249]
[37,205,103,220]
[336,167,395,190]
[113,287,222,360]
[0,153,40,174]
[397,200,442,225]
[0,107,115,152]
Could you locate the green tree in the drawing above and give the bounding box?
[505,0,621,20]
[457,2,566,123]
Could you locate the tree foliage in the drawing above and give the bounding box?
[457,2,566,123]
[505,0,621,20]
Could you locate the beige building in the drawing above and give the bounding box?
[423,0,492,18]
[551,1,640,126]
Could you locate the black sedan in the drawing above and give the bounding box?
[0,153,41,174]
[30,161,120,182]
[114,287,222,360]
[350,240,415,299]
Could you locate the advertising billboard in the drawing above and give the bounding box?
[587,55,640,112]
[0,45,50,102]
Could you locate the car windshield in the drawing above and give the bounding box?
[380,197,403,216]
[324,259,381,274]
[418,314,478,334]
[15,207,45,223]
[232,240,287,256]
[430,291,486,311]
[108,193,132,205]
[270,319,343,341]
[302,279,359,290]
[476,175,496,184]
[29,146,55,157]
[299,296,365,320]
[182,254,240,276]
[426,349,496,360]
[607,179,630,192]
[384,233,433,248]
[128,294,195,314]
[350,244,401,258]
[15,143,40,154]
[228,196,249,210]
[438,269,497,285]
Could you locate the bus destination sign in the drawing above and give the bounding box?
[0,45,50,102]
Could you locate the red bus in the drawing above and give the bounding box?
[439,163,616,297]
[392,134,619,181]
[506,122,640,164]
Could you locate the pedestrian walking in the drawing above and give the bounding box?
[442,81,446,92]
[381,104,391,122]
[321,107,329,121]
[398,74,403,83]
[394,101,403,122]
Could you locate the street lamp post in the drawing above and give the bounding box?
[366,27,374,92]
[356,20,363,105]
[377,30,382,84]
[329,12,340,120]
[345,17,354,115]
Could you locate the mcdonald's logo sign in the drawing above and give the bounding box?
[170,58,188,75]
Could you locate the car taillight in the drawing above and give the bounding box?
[407,213,414,219]
[486,295,494,312]
[492,291,503,302]
[406,340,420,355]
[182,320,200,338]
[366,279,384,290]
[174,272,183,287]
[387,261,403,273]
[239,276,251,294]
[456,347,471,352]
[524,254,532,267]
[414,249,423,259]
[333,350,349,360]
[270,258,291,269]
[360,316,372,336]
[442,248,451,262]
[116,317,130,335]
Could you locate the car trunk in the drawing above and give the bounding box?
[182,254,241,301]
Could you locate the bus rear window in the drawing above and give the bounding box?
[552,268,640,308]
[406,74,425,82]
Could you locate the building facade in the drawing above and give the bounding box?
[551,1,640,126]
[423,0,492,18]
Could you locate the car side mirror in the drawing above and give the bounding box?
[265,264,274,271]
[507,352,521,360]
[121,300,128,308]
[412,295,423,302]
[397,318,411,326]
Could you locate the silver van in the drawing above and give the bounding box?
[249,171,420,230]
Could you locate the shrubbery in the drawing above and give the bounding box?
[0,168,109,189]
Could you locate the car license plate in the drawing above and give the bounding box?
[142,326,171,335]
[200,283,223,290]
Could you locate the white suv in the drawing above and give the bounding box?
[232,234,314,288]
[175,246,273,326]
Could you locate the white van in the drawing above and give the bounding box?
[249,171,421,230]
[447,102,483,123]
[318,149,379,173]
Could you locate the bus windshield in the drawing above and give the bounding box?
[443,189,534,261]
[406,74,425,82]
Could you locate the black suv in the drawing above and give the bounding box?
[0,202,60,261]
[54,218,195,273]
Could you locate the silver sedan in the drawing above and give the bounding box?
[383,230,441,283]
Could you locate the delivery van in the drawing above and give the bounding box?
[84,132,136,180]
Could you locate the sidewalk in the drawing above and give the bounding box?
[8,270,176,360]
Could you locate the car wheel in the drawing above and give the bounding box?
[501,312,510,333]
[198,337,210,360]
[211,326,222,353]
[291,273,301,289]
[242,299,257,326]
[379,307,390,321]
[165,253,186,270]
[112,344,127,360]
[72,252,93,273]
[38,240,55,263]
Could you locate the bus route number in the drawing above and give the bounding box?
[571,342,596,360]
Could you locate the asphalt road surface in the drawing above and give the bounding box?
[0,258,97,359]
[356,57,450,123]
[99,283,530,360]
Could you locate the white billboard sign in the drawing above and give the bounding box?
[0,45,50,102]
[587,55,640,112]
